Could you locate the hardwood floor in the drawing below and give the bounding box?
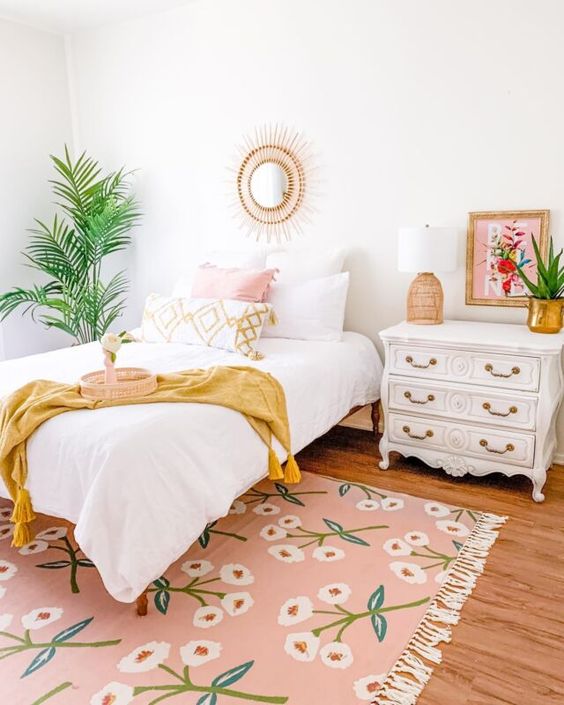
[297,426,564,705]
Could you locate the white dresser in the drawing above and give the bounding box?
[378,320,564,501]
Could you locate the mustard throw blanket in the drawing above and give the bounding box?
[0,365,301,547]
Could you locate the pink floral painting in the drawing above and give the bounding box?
[466,210,549,306]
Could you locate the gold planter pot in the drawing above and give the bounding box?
[527,298,564,334]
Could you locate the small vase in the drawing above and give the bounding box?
[103,350,118,384]
[527,298,564,334]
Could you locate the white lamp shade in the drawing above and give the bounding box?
[398,226,458,273]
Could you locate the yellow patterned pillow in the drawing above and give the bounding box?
[141,294,275,360]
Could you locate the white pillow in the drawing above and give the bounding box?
[264,272,349,342]
[173,249,266,297]
[265,248,345,285]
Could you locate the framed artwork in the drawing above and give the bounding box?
[466,210,549,307]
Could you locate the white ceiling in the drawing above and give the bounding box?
[0,0,195,33]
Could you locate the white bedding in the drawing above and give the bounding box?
[0,333,382,602]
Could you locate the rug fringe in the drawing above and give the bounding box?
[372,511,507,705]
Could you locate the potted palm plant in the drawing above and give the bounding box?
[0,147,141,344]
[516,235,564,333]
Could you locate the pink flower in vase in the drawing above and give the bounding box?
[100,332,132,384]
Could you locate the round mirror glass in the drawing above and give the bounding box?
[250,162,287,208]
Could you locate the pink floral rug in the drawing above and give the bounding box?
[0,473,505,705]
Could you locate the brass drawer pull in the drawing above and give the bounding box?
[404,391,435,405]
[484,363,520,378]
[405,355,437,369]
[479,439,515,454]
[482,402,518,417]
[403,425,434,440]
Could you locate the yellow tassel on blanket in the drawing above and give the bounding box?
[11,487,36,523]
[268,447,285,480]
[11,487,36,547]
[13,522,32,548]
[284,454,301,484]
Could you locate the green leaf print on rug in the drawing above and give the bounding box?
[18,526,95,594]
[244,483,327,508]
[279,582,429,669]
[265,517,388,551]
[149,561,257,619]
[0,612,120,678]
[93,656,288,704]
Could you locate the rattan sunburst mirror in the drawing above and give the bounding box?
[232,124,315,243]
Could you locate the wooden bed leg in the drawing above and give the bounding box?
[371,402,380,439]
[136,589,148,616]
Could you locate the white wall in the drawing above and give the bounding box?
[0,18,73,358]
[68,0,564,446]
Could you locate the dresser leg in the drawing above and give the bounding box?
[378,437,390,470]
[532,468,547,502]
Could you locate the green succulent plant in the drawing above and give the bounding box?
[516,235,564,299]
[0,147,141,344]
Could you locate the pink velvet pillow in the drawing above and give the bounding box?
[191,264,278,302]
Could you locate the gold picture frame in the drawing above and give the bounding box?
[466,210,549,307]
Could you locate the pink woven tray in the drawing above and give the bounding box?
[80,367,157,401]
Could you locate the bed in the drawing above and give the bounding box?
[0,332,382,608]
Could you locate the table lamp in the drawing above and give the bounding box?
[398,225,458,324]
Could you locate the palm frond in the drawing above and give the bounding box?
[39,315,81,338]
[0,282,63,320]
[96,272,130,335]
[24,216,87,285]
[83,197,142,264]
[0,145,141,344]
[50,147,104,229]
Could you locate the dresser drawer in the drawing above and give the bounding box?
[389,344,540,391]
[388,379,537,430]
[388,412,535,467]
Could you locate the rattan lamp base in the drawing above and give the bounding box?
[406,272,444,325]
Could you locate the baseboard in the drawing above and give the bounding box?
[554,452,564,465]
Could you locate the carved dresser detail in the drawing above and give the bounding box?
[379,320,564,501]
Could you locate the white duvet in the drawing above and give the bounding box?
[0,333,382,602]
